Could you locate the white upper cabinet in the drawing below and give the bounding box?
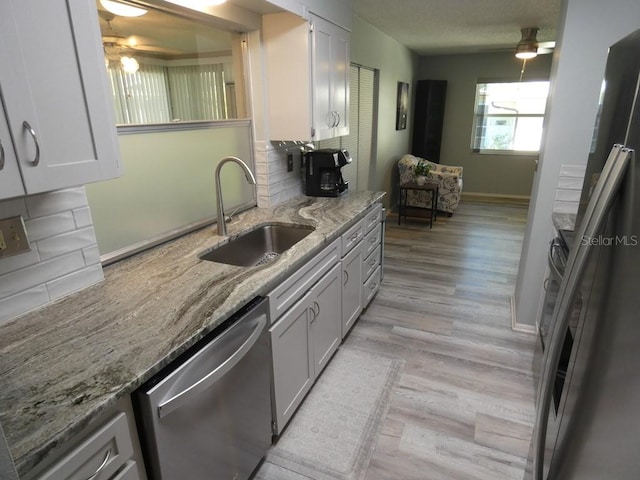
[263,12,350,141]
[0,116,24,199]
[0,0,121,200]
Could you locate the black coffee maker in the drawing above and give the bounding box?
[304,149,352,197]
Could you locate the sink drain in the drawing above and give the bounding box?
[256,252,279,266]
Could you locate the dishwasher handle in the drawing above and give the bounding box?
[157,314,267,419]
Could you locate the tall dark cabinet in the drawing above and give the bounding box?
[411,80,447,163]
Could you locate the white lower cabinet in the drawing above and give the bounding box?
[363,265,382,308]
[30,398,146,480]
[35,414,140,480]
[309,263,342,375]
[270,289,315,434]
[270,263,342,435]
[269,203,384,435]
[341,236,363,339]
[112,461,139,480]
[361,208,383,309]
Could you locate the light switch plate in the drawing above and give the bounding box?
[0,216,30,259]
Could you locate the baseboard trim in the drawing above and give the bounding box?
[510,295,537,334]
[462,192,531,205]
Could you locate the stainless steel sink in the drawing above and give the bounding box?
[199,224,314,267]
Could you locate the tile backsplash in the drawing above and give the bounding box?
[553,164,586,214]
[255,141,304,208]
[0,187,103,325]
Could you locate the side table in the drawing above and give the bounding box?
[398,181,439,228]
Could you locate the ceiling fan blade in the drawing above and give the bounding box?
[537,47,554,55]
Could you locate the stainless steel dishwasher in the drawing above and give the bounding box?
[134,297,271,480]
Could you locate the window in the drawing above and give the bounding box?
[471,81,550,153]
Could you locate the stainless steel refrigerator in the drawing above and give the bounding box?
[524,28,640,480]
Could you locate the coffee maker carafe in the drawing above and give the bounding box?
[304,149,352,197]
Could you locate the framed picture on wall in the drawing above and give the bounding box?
[396,81,409,130]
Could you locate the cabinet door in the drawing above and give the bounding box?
[311,16,334,140]
[0,0,120,196]
[309,263,342,377]
[0,114,25,198]
[331,23,350,138]
[342,243,363,339]
[270,291,314,435]
[311,15,350,141]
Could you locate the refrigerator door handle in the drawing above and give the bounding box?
[157,314,267,419]
[531,146,632,480]
[548,240,564,280]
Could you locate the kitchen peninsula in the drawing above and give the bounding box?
[0,191,384,478]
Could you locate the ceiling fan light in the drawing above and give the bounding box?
[515,27,539,59]
[120,55,140,73]
[515,46,538,59]
[100,0,148,17]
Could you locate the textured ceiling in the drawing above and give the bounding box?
[352,0,562,56]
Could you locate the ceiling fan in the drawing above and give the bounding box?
[515,27,556,59]
[98,10,180,58]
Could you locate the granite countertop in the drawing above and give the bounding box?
[0,191,385,477]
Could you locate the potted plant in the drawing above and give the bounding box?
[414,160,432,186]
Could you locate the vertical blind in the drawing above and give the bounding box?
[108,64,172,124]
[107,61,234,124]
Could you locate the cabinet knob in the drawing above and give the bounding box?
[0,141,4,171]
[326,112,334,128]
[23,121,40,166]
[343,270,349,286]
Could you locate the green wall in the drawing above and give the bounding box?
[418,52,553,197]
[350,16,419,207]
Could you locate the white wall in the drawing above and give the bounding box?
[514,0,640,328]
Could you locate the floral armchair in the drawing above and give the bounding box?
[398,154,463,215]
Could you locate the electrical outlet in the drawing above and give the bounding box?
[0,216,30,259]
[287,153,294,172]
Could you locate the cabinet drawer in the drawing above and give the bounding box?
[364,204,383,234]
[362,266,381,308]
[113,461,140,480]
[362,244,381,281]
[363,223,382,258]
[341,219,364,257]
[38,412,134,480]
[268,237,341,322]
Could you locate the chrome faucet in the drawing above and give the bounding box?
[215,156,256,236]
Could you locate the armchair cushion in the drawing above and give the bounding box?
[398,154,463,214]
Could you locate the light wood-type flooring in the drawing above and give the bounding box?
[264,199,538,480]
